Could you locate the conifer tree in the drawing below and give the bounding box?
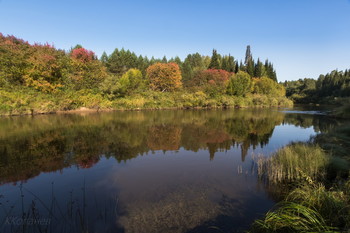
[254,58,264,78]
[227,54,235,72]
[239,60,244,72]
[221,56,228,71]
[182,62,193,84]
[246,59,255,77]
[208,49,220,69]
[234,61,239,73]
[244,45,252,65]
[100,51,108,65]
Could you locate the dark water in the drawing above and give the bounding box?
[0,108,342,233]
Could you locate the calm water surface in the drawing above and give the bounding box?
[0,108,341,233]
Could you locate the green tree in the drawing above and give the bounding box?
[182,61,194,84]
[254,58,265,78]
[208,49,220,69]
[226,71,251,96]
[244,45,252,65]
[100,51,109,65]
[265,60,277,82]
[100,68,145,98]
[246,59,255,77]
[253,77,285,97]
[106,48,138,75]
[226,54,235,72]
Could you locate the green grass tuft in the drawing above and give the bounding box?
[251,202,336,233]
[257,143,329,184]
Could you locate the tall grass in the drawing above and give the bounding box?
[251,182,350,232]
[286,183,350,228]
[251,202,334,233]
[257,143,329,184]
[252,141,350,233]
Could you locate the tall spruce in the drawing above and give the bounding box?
[208,49,220,69]
[254,58,264,78]
[235,61,239,73]
[244,45,252,65]
[227,54,235,72]
[246,59,255,77]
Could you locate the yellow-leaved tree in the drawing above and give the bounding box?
[146,63,182,92]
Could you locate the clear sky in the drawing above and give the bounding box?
[0,0,349,81]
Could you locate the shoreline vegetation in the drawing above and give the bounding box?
[0,33,292,116]
[250,124,350,232]
[0,88,293,116]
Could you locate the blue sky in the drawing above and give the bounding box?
[0,0,349,81]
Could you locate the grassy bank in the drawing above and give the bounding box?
[252,138,350,232]
[0,87,293,116]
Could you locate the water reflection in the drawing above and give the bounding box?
[0,108,342,232]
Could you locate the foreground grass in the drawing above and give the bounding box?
[251,182,350,232]
[0,87,293,116]
[252,140,350,233]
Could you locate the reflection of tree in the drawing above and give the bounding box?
[147,125,182,151]
[0,109,301,184]
[283,114,342,133]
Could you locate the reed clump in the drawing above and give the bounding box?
[257,143,329,184]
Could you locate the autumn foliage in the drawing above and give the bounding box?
[71,48,96,63]
[23,44,68,92]
[0,34,109,92]
[146,63,182,92]
[0,33,292,115]
[192,69,230,86]
[191,69,231,95]
[69,47,108,90]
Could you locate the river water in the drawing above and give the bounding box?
[0,108,341,233]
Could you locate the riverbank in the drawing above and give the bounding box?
[250,122,350,232]
[0,87,293,116]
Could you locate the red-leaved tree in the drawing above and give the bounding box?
[190,69,231,95]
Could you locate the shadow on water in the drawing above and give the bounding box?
[0,108,345,232]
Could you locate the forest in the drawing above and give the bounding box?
[283,69,350,104]
[0,33,291,115]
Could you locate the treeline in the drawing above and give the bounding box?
[283,69,350,104]
[102,45,277,83]
[0,33,291,115]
